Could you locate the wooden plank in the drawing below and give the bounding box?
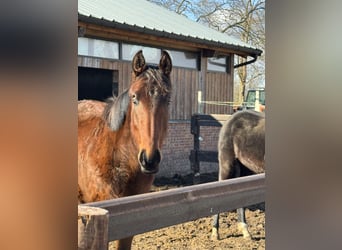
[197,120,224,127]
[222,73,229,113]
[84,174,265,241]
[190,114,199,135]
[170,68,178,120]
[228,55,234,114]
[197,150,219,163]
[191,70,198,115]
[205,72,211,114]
[78,206,109,250]
[184,69,191,119]
[203,71,233,114]
[213,73,218,114]
[190,150,219,163]
[189,150,199,173]
[194,114,230,122]
[122,62,130,91]
[190,114,230,131]
[198,52,207,114]
[179,68,185,119]
[193,114,231,122]
[78,21,252,57]
[218,74,225,113]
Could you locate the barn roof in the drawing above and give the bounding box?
[78,0,262,58]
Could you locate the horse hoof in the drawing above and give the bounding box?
[242,233,251,239]
[238,222,251,239]
[210,228,219,240]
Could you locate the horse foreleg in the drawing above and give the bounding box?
[117,236,133,250]
[211,157,233,241]
[237,207,251,239]
[211,214,219,240]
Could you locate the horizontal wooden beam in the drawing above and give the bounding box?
[82,173,265,241]
[197,120,225,127]
[78,21,249,56]
[191,114,230,134]
[192,113,231,122]
[193,150,219,163]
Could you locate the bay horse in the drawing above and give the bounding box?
[78,50,172,249]
[211,110,265,240]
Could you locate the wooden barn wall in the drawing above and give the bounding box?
[204,71,232,114]
[169,67,199,120]
[78,56,233,120]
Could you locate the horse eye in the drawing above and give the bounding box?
[149,89,158,96]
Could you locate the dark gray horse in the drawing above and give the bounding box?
[211,110,265,240]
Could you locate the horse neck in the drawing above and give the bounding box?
[111,108,138,157]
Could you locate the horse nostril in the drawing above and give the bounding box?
[153,150,161,164]
[138,149,161,173]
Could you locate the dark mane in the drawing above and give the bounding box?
[102,96,115,122]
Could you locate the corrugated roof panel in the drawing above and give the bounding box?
[78,0,261,55]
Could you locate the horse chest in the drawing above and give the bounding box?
[110,156,153,197]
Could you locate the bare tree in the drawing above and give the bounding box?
[148,0,265,103]
[198,0,265,103]
[148,0,193,15]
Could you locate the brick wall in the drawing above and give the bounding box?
[157,120,220,178]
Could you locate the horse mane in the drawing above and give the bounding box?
[103,90,129,131]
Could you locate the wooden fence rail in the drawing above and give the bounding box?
[78,173,265,246]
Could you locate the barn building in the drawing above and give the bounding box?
[78,0,262,177]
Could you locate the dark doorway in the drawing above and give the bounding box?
[78,67,118,101]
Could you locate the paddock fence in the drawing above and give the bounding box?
[189,114,231,183]
[78,173,265,250]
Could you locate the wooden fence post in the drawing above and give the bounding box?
[78,205,109,250]
[189,114,231,184]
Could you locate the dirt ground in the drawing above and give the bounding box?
[109,173,265,250]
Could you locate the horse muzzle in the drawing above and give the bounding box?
[138,149,161,174]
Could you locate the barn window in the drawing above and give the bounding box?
[122,44,161,64]
[207,57,227,72]
[122,44,198,69]
[78,37,119,60]
[167,50,198,69]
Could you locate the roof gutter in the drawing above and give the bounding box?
[234,54,258,68]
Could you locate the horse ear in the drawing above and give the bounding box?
[104,90,130,131]
[159,51,172,76]
[132,50,146,76]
